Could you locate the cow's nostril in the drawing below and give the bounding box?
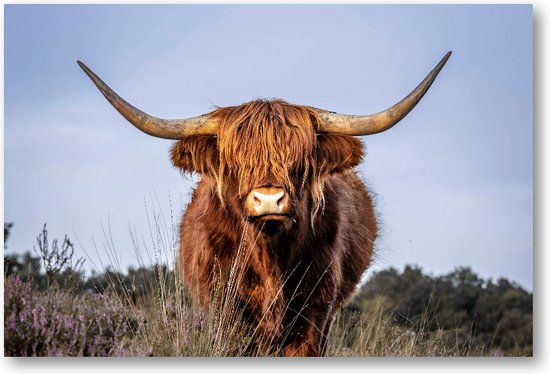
[253,194,261,206]
[277,193,286,208]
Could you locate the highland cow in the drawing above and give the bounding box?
[78,51,451,356]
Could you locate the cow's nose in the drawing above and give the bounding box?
[246,187,290,217]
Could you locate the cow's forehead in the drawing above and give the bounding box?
[212,99,320,132]
[214,99,317,160]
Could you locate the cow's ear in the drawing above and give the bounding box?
[170,136,219,175]
[316,135,364,174]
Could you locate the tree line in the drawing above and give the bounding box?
[345,265,532,355]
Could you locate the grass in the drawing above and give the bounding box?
[327,301,486,357]
[3,264,517,357]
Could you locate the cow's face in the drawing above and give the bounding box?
[171,100,364,232]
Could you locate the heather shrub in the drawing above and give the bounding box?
[34,223,85,288]
[4,275,149,357]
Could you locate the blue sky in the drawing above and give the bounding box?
[4,4,533,289]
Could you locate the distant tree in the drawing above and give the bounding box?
[4,222,13,249]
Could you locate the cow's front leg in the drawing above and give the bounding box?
[282,300,334,356]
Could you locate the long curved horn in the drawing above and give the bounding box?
[77,61,218,139]
[316,51,452,136]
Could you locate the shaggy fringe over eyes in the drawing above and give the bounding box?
[210,99,329,222]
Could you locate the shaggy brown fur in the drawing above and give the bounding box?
[171,99,377,356]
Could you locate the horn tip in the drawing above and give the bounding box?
[77,60,87,70]
[435,51,452,71]
[77,60,92,74]
[77,60,99,82]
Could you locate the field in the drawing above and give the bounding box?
[3,223,532,357]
